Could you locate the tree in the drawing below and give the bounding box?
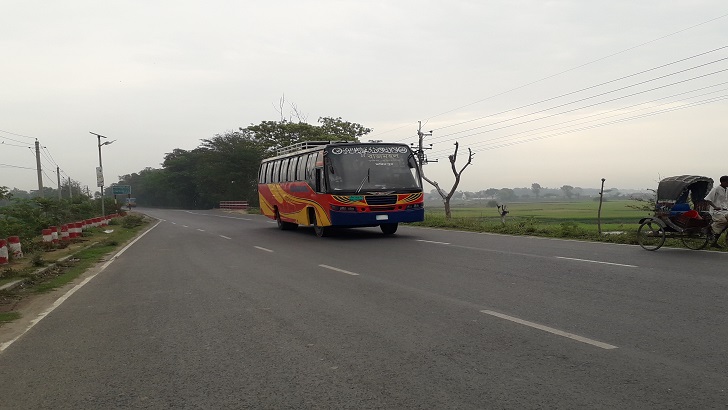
[420,142,474,219]
[561,185,574,199]
[115,116,372,209]
[531,183,541,198]
[484,188,499,199]
[497,188,517,202]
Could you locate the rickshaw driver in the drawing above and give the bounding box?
[703,175,728,248]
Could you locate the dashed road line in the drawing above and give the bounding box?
[220,235,232,240]
[416,239,451,245]
[197,229,205,232]
[480,309,618,350]
[555,256,637,268]
[254,246,273,253]
[319,264,359,276]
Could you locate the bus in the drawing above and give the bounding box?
[258,141,424,236]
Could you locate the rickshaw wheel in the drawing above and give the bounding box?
[681,227,710,250]
[638,220,666,251]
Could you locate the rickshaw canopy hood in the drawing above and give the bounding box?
[656,175,713,209]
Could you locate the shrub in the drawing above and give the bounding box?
[121,214,145,228]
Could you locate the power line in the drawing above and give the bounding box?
[0,135,33,145]
[0,128,39,140]
[0,163,36,170]
[0,140,31,148]
[429,46,728,134]
[368,13,728,139]
[422,15,728,122]
[459,95,727,154]
[426,68,728,147]
[430,90,728,156]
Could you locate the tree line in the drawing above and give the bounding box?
[114,117,370,209]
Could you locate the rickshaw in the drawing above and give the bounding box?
[637,175,715,251]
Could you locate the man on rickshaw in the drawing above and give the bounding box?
[703,175,728,248]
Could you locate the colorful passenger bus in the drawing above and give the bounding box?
[258,141,424,236]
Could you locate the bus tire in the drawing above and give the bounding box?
[276,210,297,231]
[312,214,328,237]
[380,223,398,235]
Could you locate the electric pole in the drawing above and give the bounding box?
[35,139,43,198]
[57,166,61,200]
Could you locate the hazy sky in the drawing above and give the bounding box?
[1,1,726,195]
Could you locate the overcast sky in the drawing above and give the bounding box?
[1,1,726,195]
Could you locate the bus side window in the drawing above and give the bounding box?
[297,154,307,181]
[282,158,290,182]
[259,163,267,183]
[272,160,280,183]
[306,153,316,188]
[315,168,325,193]
[288,157,298,182]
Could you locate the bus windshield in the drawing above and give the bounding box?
[325,144,422,193]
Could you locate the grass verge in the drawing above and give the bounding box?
[0,213,150,325]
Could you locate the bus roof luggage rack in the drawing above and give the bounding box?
[276,140,352,156]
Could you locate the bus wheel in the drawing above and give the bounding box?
[276,210,297,231]
[380,223,398,235]
[312,214,328,237]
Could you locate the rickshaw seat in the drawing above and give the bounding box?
[670,202,690,216]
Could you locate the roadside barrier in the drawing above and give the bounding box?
[8,236,23,258]
[70,222,82,238]
[50,226,59,244]
[42,229,53,245]
[61,225,70,242]
[0,239,8,265]
[220,201,249,210]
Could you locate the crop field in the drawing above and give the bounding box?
[423,199,652,234]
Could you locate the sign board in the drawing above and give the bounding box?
[96,167,104,187]
[111,185,131,195]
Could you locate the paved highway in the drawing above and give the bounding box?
[1,208,727,408]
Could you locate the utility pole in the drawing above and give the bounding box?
[598,178,606,235]
[35,139,43,198]
[56,166,62,200]
[68,176,73,199]
[414,121,444,199]
[90,132,116,216]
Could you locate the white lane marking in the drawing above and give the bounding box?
[182,225,189,228]
[184,211,252,221]
[171,222,177,225]
[555,256,636,268]
[480,310,618,350]
[319,264,359,276]
[254,246,273,252]
[1,221,163,354]
[267,221,277,224]
[220,235,232,240]
[416,239,451,245]
[218,215,252,221]
[197,229,205,232]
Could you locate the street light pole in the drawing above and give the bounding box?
[90,132,115,216]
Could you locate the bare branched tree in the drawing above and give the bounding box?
[420,141,474,219]
[272,94,307,123]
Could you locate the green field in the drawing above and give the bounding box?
[428,200,650,231]
[417,199,654,242]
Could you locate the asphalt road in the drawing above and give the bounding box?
[1,208,727,409]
